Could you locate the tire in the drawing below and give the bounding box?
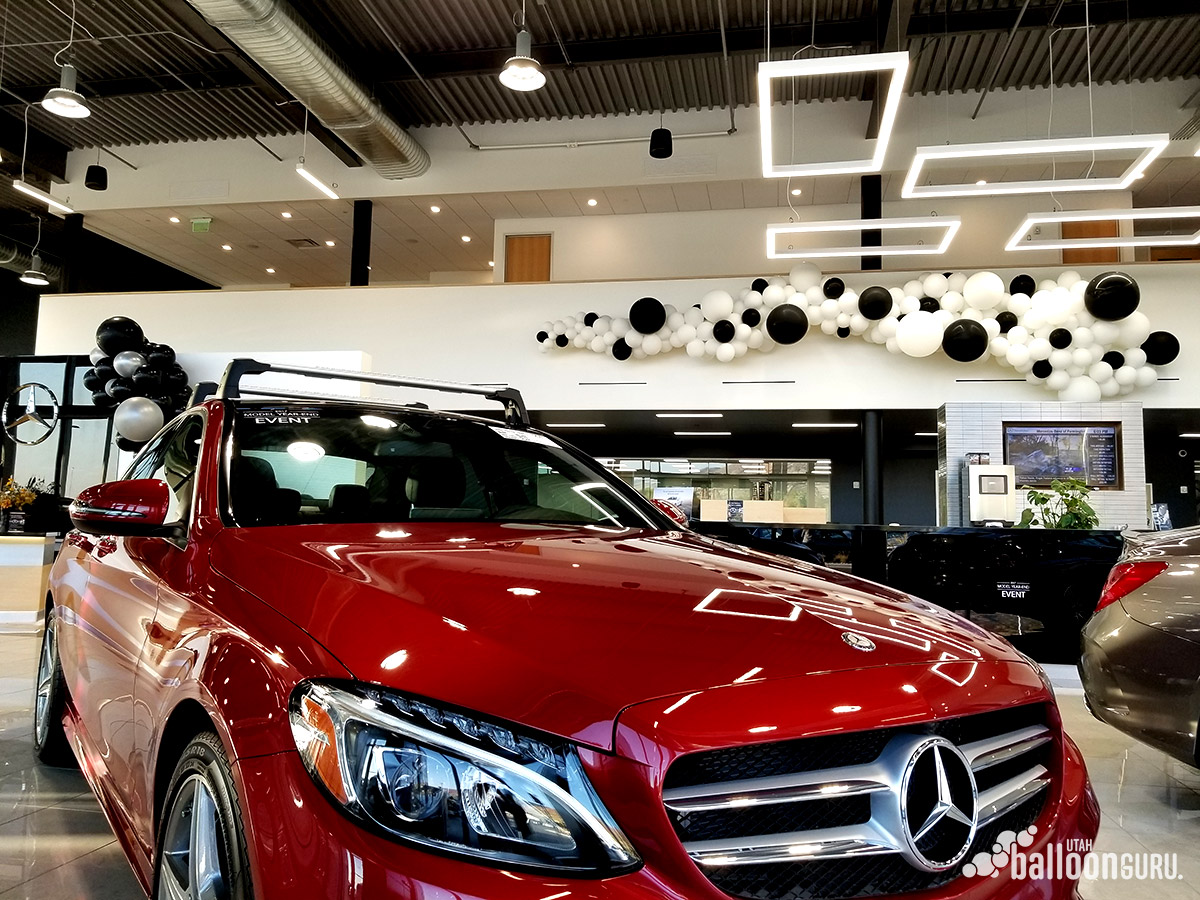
[155,732,254,900]
[33,603,74,767]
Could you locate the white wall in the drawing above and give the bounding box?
[37,261,1198,413]
[494,194,1134,282]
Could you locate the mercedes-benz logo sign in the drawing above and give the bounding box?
[2,383,60,446]
[900,737,978,872]
[841,631,876,652]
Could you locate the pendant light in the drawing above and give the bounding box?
[85,148,107,191]
[499,1,545,92]
[42,64,90,118]
[20,218,51,287]
[649,112,672,159]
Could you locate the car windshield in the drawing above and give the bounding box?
[228,404,658,529]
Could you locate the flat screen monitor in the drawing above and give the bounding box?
[1002,422,1122,489]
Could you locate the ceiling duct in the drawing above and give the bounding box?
[184,0,430,179]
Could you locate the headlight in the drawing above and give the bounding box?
[290,681,641,875]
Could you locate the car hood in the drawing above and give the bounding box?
[210,523,1026,750]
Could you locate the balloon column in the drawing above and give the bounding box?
[534,267,1179,401]
[82,317,191,450]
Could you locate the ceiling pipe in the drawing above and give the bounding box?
[184,0,430,179]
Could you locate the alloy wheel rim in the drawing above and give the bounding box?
[34,614,55,746]
[157,774,230,900]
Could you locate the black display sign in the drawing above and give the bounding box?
[1003,422,1123,489]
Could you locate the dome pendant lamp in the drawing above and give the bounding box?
[649,111,672,159]
[499,1,545,92]
[42,64,90,118]
[20,218,51,287]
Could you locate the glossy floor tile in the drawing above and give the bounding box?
[0,633,1195,898]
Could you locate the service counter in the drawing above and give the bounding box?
[0,535,56,629]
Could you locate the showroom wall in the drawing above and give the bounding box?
[37,261,1197,413]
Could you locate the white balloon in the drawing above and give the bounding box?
[1090,321,1119,344]
[562,316,576,329]
[1135,366,1158,387]
[940,291,965,313]
[784,284,796,298]
[633,348,647,360]
[625,330,644,348]
[733,341,749,357]
[1124,347,1148,368]
[1027,337,1052,361]
[589,336,606,353]
[805,286,825,305]
[686,339,705,358]
[1117,311,1151,348]
[895,311,944,357]
[1046,288,1073,325]
[704,339,719,357]
[1089,345,1106,365]
[1023,309,1046,331]
[989,336,1010,357]
[1047,370,1071,391]
[889,286,906,304]
[1007,293,1032,317]
[1071,348,1093,368]
[922,273,949,299]
[1071,327,1094,348]
[603,331,617,346]
[947,272,968,293]
[716,343,736,362]
[1067,365,1086,377]
[837,292,859,314]
[612,318,630,338]
[1059,377,1102,402]
[1088,361,1114,383]
[961,307,983,321]
[820,319,838,335]
[964,272,1005,309]
[701,290,735,322]
[1071,279,1089,298]
[656,325,671,341]
[676,324,697,344]
[1039,279,1059,292]
[683,307,704,328]
[806,303,824,324]
[1048,348,1073,369]
[1113,365,1137,386]
[878,317,899,339]
[789,262,822,291]
[1076,310,1095,328]
[748,330,765,349]
[899,295,921,315]
[762,284,788,308]
[573,335,587,348]
[734,322,752,341]
[744,290,764,309]
[1100,379,1121,397]
[933,309,954,328]
[886,337,901,354]
[1006,344,1031,368]
[113,396,164,442]
[641,334,662,355]
[836,313,851,328]
[666,312,685,330]
[982,318,1001,340]
[1006,325,1030,344]
[1057,270,1082,288]
[552,320,567,335]
[820,299,839,319]
[768,276,787,288]
[903,279,925,298]
[850,314,870,334]
[1014,358,1034,374]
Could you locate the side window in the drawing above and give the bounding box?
[145,416,205,526]
[123,430,174,481]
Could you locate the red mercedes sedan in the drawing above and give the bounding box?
[38,361,1097,900]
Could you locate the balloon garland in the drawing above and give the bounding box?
[534,266,1179,401]
[83,317,191,450]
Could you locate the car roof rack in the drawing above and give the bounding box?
[215,358,530,427]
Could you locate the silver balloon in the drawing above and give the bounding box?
[113,396,164,442]
[89,346,106,365]
[113,350,147,378]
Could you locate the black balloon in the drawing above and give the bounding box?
[93,359,115,383]
[1101,351,1125,369]
[629,297,666,334]
[712,320,735,343]
[95,316,145,356]
[133,368,164,392]
[536,330,549,343]
[146,344,176,367]
[1031,360,1053,379]
[115,436,145,452]
[611,339,632,361]
[1142,331,1180,366]
[91,390,118,409]
[996,312,1018,334]
[554,334,569,347]
[765,305,808,345]
[1049,328,1072,350]
[918,296,939,313]
[105,377,135,401]
[1009,274,1036,296]
[583,312,599,327]
[741,307,761,327]
[858,286,892,320]
[751,278,769,294]
[941,319,989,363]
[822,277,845,299]
[836,326,851,339]
[1084,271,1140,321]
[165,365,189,388]
[82,368,104,391]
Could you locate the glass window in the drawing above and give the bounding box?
[124,415,204,525]
[229,405,657,528]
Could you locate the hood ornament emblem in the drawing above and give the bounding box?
[841,631,877,652]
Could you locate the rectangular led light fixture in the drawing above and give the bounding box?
[296,164,340,200]
[757,51,910,178]
[767,216,961,259]
[656,413,723,418]
[1006,205,1200,251]
[792,422,859,428]
[674,431,731,436]
[12,179,73,214]
[544,422,605,428]
[901,133,1168,199]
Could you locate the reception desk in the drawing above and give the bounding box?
[0,535,56,629]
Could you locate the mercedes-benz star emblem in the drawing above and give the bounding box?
[900,737,978,872]
[841,631,876,652]
[2,383,60,446]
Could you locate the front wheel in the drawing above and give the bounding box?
[156,732,254,900]
[33,605,74,766]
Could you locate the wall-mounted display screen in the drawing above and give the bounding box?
[1003,422,1122,489]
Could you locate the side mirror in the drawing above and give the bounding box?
[652,498,690,529]
[69,479,177,537]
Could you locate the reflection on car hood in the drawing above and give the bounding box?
[210,522,1026,750]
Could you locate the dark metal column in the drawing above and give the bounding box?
[861,175,881,271]
[862,410,884,524]
[350,199,373,286]
[61,212,85,293]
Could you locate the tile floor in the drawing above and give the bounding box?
[0,632,1196,899]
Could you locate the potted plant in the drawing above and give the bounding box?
[1016,477,1100,529]
[0,477,37,532]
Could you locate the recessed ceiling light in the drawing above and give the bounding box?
[488,260,495,267]
[221,244,232,251]
[656,413,723,418]
[975,179,987,186]
[266,267,276,273]
[325,240,335,247]
[587,198,598,206]
[791,422,858,428]
[914,432,938,437]
[281,211,292,218]
[430,205,441,213]
[169,216,180,223]
[790,188,802,196]
[544,422,605,428]
[461,235,471,242]
[674,431,732,436]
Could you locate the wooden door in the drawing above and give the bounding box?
[504,234,552,283]
[1061,220,1119,264]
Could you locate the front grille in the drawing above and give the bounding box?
[663,704,1052,900]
